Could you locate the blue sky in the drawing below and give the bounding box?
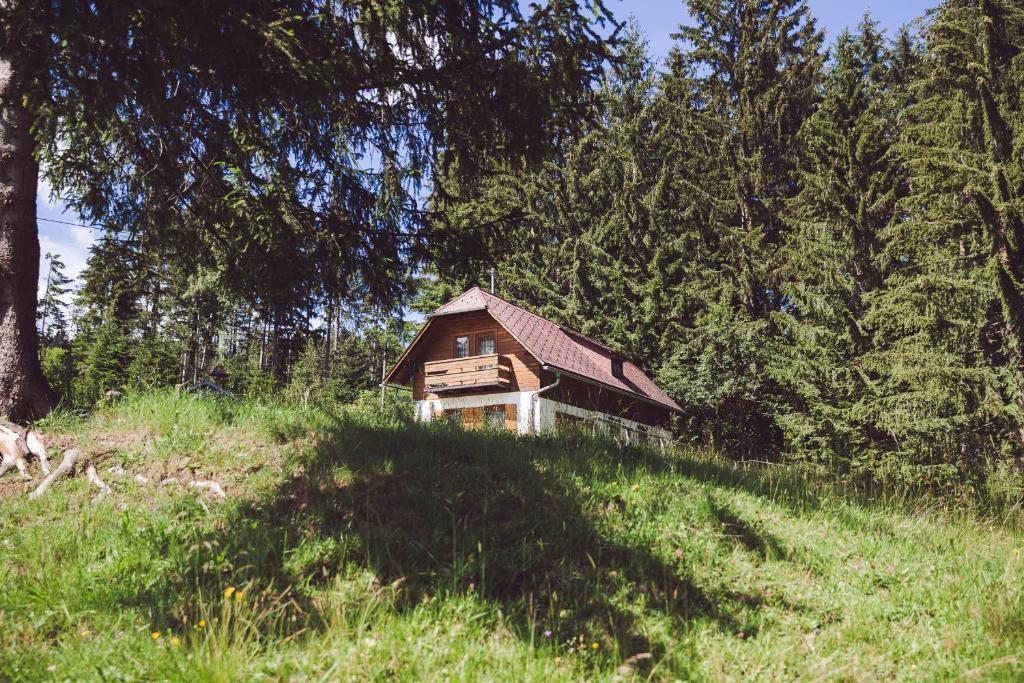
[36,0,936,299]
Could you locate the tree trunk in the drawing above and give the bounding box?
[0,38,51,422]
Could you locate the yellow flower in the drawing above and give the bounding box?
[591,642,600,650]
[197,619,206,628]
[611,481,617,487]
[170,636,181,647]
[223,586,236,599]
[631,484,640,491]
[80,630,92,638]
[235,590,244,602]
[151,631,161,640]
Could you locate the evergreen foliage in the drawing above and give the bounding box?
[771,18,913,468]
[655,0,824,455]
[859,0,1024,486]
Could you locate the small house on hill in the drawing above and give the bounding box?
[385,287,681,445]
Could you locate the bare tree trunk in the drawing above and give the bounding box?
[323,299,334,381]
[0,31,51,421]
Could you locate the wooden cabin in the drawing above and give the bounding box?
[385,287,681,446]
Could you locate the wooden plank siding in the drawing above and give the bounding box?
[409,311,541,400]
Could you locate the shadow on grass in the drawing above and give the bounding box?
[138,418,763,670]
[707,496,790,562]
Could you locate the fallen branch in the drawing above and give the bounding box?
[29,449,79,500]
[85,464,113,501]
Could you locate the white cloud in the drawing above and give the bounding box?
[36,174,60,212]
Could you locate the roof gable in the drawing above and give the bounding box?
[392,286,681,412]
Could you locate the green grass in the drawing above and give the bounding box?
[1,390,1022,681]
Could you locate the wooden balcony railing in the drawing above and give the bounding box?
[424,354,511,393]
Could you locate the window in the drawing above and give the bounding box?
[611,358,624,379]
[484,406,506,429]
[445,409,464,427]
[477,332,495,355]
[452,331,496,358]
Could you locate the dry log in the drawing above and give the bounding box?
[29,449,79,499]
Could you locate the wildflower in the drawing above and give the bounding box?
[631,484,640,491]
[151,631,161,640]
[224,586,236,599]
[235,590,244,602]
[197,619,206,628]
[80,630,92,638]
[611,481,618,487]
[674,549,684,559]
[591,642,600,651]
[170,636,181,647]
[554,656,562,665]
[544,630,553,638]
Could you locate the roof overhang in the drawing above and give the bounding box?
[426,304,487,318]
[383,318,435,385]
[539,364,684,414]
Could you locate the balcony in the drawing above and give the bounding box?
[424,354,511,393]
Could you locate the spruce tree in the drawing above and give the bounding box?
[656,0,824,455]
[773,18,912,466]
[38,251,74,346]
[861,0,1024,484]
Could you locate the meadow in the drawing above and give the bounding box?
[1,391,1021,681]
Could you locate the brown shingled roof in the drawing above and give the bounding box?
[422,286,682,412]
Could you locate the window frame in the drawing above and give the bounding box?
[451,330,498,359]
[475,330,496,356]
[453,334,471,358]
[483,405,506,429]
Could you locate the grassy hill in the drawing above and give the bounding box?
[1,391,1022,681]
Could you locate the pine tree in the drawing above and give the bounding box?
[772,18,913,466]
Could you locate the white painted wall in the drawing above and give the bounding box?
[414,390,672,448]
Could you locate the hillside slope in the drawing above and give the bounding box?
[1,392,1021,681]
